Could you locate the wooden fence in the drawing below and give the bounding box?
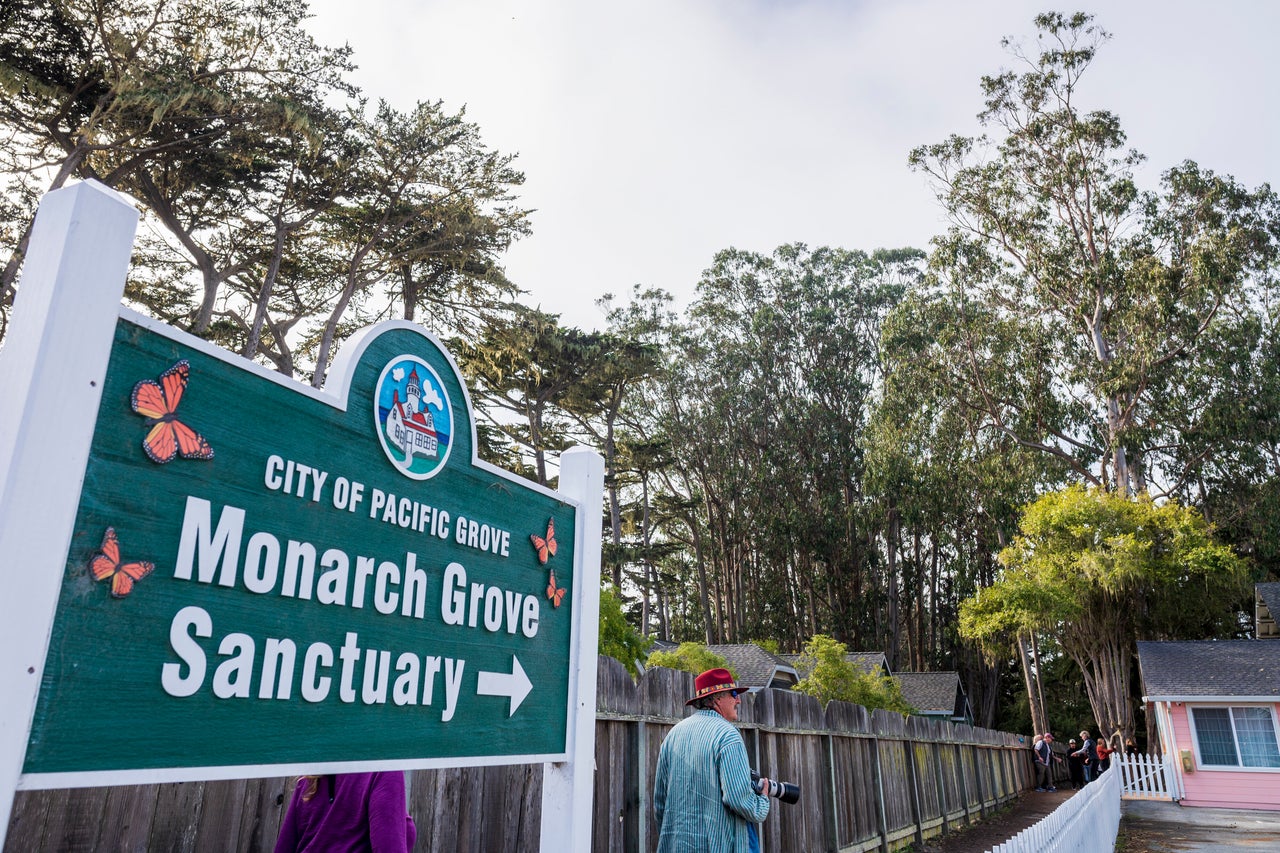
[6,657,1033,852]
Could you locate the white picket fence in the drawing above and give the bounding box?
[1116,752,1180,801]
[985,764,1121,853]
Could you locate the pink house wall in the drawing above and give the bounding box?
[1166,702,1280,810]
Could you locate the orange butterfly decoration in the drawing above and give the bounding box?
[530,517,557,564]
[89,527,155,598]
[130,360,214,464]
[546,568,566,608]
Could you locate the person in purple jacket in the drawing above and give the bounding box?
[275,771,417,852]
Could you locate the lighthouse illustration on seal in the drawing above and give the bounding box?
[375,355,453,479]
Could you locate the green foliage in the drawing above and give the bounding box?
[653,244,922,647]
[960,485,1248,737]
[645,642,733,677]
[452,306,610,483]
[961,486,1248,644]
[598,585,652,676]
[0,0,528,377]
[750,638,780,655]
[792,635,913,714]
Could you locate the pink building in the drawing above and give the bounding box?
[1137,628,1280,810]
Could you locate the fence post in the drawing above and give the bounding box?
[996,740,1010,799]
[870,735,889,853]
[974,742,988,817]
[955,743,973,825]
[634,719,647,853]
[822,733,839,852]
[931,738,949,835]
[905,737,924,849]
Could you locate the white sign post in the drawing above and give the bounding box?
[0,181,140,841]
[541,447,604,851]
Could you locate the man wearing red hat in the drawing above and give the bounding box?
[653,668,772,852]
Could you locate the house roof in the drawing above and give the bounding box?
[1137,640,1280,699]
[780,650,892,679]
[1257,583,1280,640]
[847,651,892,677]
[894,671,967,717]
[706,644,798,689]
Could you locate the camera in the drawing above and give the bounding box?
[751,771,800,804]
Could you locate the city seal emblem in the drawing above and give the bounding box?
[374,355,453,479]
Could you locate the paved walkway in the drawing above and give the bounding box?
[915,788,1077,852]
[1118,800,1280,852]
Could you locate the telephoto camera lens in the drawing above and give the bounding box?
[750,771,800,805]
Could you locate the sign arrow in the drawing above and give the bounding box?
[476,655,533,716]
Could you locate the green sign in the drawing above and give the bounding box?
[23,314,580,782]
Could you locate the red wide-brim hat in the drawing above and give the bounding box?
[687,668,738,705]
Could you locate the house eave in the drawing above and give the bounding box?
[1144,695,1280,704]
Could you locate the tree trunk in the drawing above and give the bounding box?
[244,216,288,361]
[1064,627,1136,750]
[2,138,92,300]
[606,419,622,589]
[1030,632,1050,734]
[885,505,900,669]
[639,476,652,635]
[1017,632,1048,736]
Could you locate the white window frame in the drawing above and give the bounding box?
[1187,703,1280,772]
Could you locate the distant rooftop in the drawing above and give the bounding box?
[1257,583,1280,640]
[707,644,798,690]
[895,671,967,717]
[782,650,892,679]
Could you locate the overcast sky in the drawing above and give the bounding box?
[303,0,1280,331]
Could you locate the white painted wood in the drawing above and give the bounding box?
[1117,752,1176,801]
[0,180,139,844]
[983,766,1121,853]
[540,446,605,852]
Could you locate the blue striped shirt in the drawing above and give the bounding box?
[654,710,771,853]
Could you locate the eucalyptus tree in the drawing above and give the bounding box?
[872,289,1064,725]
[1148,309,1280,578]
[908,11,1280,497]
[653,244,913,645]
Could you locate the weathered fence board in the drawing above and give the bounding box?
[6,657,1034,852]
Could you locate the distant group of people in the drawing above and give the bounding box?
[1035,729,1141,791]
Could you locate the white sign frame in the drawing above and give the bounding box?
[0,180,602,850]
